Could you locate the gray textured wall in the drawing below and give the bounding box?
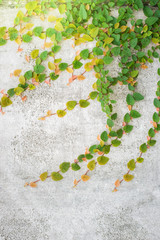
[0,4,160,240]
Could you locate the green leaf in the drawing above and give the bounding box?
[107,119,114,127]
[51,172,63,181]
[127,159,136,171]
[34,65,45,74]
[111,139,121,147]
[79,100,90,108]
[14,87,24,96]
[111,47,120,56]
[124,113,131,123]
[22,34,32,43]
[133,92,144,101]
[137,157,144,163]
[31,49,39,59]
[59,63,68,71]
[147,139,156,146]
[135,0,143,9]
[80,49,89,60]
[148,128,155,138]
[123,174,134,182]
[79,4,87,19]
[111,113,117,120]
[131,70,139,78]
[66,101,77,110]
[140,143,147,153]
[78,154,85,162]
[130,110,141,118]
[50,72,59,80]
[103,55,114,65]
[93,47,103,56]
[7,88,15,97]
[33,26,43,37]
[153,112,159,122]
[154,98,160,108]
[85,154,93,160]
[57,110,66,117]
[0,38,7,46]
[103,145,110,154]
[87,160,96,171]
[145,17,158,26]
[100,131,108,142]
[40,172,48,181]
[123,125,133,133]
[28,84,35,90]
[8,28,18,41]
[126,94,135,106]
[117,129,123,138]
[130,38,138,48]
[89,91,98,100]
[38,74,46,83]
[1,96,12,107]
[59,162,70,173]
[143,6,153,17]
[52,45,61,53]
[97,156,109,165]
[40,51,48,61]
[71,163,81,171]
[72,60,83,69]
[24,70,32,80]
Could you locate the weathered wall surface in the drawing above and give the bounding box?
[0,4,160,240]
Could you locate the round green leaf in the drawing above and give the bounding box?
[100,131,108,142]
[71,163,81,171]
[79,100,90,108]
[87,160,96,171]
[51,172,63,181]
[127,159,135,171]
[66,101,77,110]
[123,174,134,182]
[59,162,70,173]
[111,139,121,147]
[1,96,12,107]
[57,110,66,117]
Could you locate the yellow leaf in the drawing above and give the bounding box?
[81,175,90,182]
[48,62,55,70]
[55,22,64,32]
[104,37,114,44]
[40,15,45,21]
[26,23,34,29]
[14,69,22,77]
[44,42,53,48]
[84,62,93,72]
[48,15,57,22]
[92,82,97,90]
[120,25,128,32]
[66,67,73,73]
[19,75,25,85]
[31,49,39,59]
[114,22,119,29]
[77,75,86,80]
[40,172,48,181]
[15,36,22,45]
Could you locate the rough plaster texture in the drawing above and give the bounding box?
[0,4,160,240]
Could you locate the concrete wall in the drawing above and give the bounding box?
[0,4,160,240]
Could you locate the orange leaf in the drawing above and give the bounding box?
[68,75,77,83]
[97,135,100,141]
[141,64,148,69]
[14,69,22,77]
[81,175,90,182]
[47,110,52,116]
[98,151,103,155]
[17,46,23,52]
[128,105,132,111]
[29,182,37,188]
[153,122,157,128]
[38,117,46,121]
[77,75,86,81]
[45,80,51,86]
[74,179,78,185]
[21,96,27,102]
[85,148,89,154]
[82,158,87,162]
[25,55,30,62]
[115,179,120,187]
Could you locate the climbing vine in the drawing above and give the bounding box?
[0,0,160,191]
